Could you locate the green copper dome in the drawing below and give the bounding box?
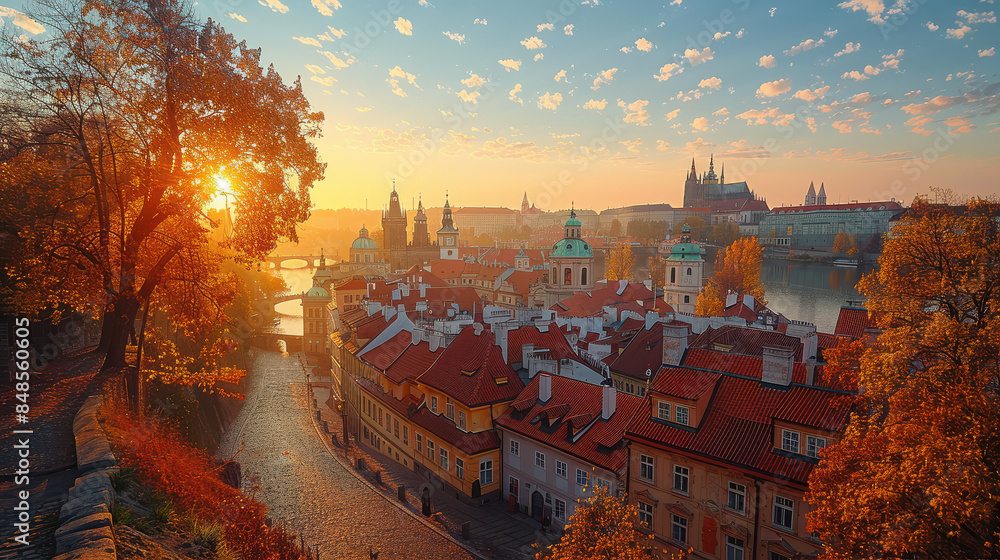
[351,225,379,250]
[551,238,593,258]
[306,285,329,298]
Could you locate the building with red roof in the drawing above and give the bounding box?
[549,280,657,318]
[495,374,644,527]
[833,305,875,340]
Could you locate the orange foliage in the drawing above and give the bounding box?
[110,413,303,560]
[538,487,654,560]
[696,236,765,315]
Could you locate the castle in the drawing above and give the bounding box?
[682,156,758,208]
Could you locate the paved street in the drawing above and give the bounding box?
[218,351,479,560]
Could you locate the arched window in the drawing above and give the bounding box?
[564,268,573,285]
[581,267,588,285]
[670,268,676,284]
[365,254,371,263]
[551,267,557,280]
[684,295,690,303]
[686,267,692,276]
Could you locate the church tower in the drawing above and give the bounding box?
[521,192,529,213]
[437,194,460,260]
[683,158,705,208]
[805,181,817,206]
[663,223,704,314]
[381,183,408,270]
[413,196,430,247]
[816,183,827,205]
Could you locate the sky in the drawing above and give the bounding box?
[3,0,999,212]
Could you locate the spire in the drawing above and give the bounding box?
[689,158,697,180]
[720,163,725,185]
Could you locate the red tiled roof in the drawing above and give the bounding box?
[359,330,412,370]
[506,323,580,365]
[391,265,451,288]
[721,302,758,323]
[651,367,722,400]
[627,372,853,487]
[454,206,518,215]
[476,248,547,266]
[383,340,442,384]
[354,313,389,341]
[551,281,656,317]
[416,326,525,407]
[610,326,662,381]
[817,332,843,350]
[771,201,903,214]
[681,347,809,385]
[834,307,871,339]
[410,408,501,455]
[496,375,645,474]
[356,377,420,418]
[369,286,484,320]
[334,278,369,291]
[689,325,803,361]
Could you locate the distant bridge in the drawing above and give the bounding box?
[270,293,307,304]
[262,254,332,270]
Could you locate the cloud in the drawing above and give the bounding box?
[832,120,853,133]
[305,64,326,74]
[784,37,825,56]
[387,66,419,97]
[792,85,830,101]
[825,28,839,38]
[394,17,413,35]
[666,108,681,120]
[691,117,709,131]
[327,27,347,39]
[712,107,729,116]
[784,147,914,163]
[458,90,480,104]
[759,55,776,68]
[443,31,466,44]
[944,115,977,135]
[621,139,643,153]
[842,70,868,81]
[620,46,633,54]
[311,0,341,16]
[682,137,717,156]
[656,140,671,151]
[521,36,546,49]
[714,31,731,40]
[926,21,939,31]
[654,63,684,82]
[635,38,654,52]
[834,42,861,56]
[981,47,996,57]
[583,99,608,110]
[592,67,618,90]
[499,59,522,72]
[699,77,722,90]
[946,22,972,39]
[684,46,715,65]
[537,92,563,110]
[957,10,996,24]
[317,50,354,68]
[736,107,796,126]
[717,139,773,159]
[474,18,487,25]
[849,91,878,105]
[472,138,553,163]
[537,23,554,32]
[757,78,792,97]
[509,83,524,104]
[227,12,247,22]
[564,24,574,35]
[735,28,745,38]
[461,74,485,87]
[356,106,372,112]
[534,53,544,61]
[618,99,651,125]
[310,76,337,86]
[554,70,567,82]
[837,0,885,23]
[901,94,965,115]
[258,0,289,14]
[293,36,322,47]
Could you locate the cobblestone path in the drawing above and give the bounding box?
[218,351,477,560]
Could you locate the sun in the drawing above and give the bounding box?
[214,175,232,192]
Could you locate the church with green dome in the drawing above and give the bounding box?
[530,208,595,307]
[663,222,705,314]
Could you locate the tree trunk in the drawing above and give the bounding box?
[101,291,141,371]
[97,303,114,353]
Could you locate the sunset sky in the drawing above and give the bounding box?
[4,0,998,212]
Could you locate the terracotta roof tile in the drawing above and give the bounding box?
[356,377,420,418]
[550,281,656,317]
[410,409,501,455]
[416,326,524,407]
[610,326,662,381]
[383,340,442,384]
[359,330,413,371]
[506,323,580,365]
[834,307,871,339]
[689,325,803,361]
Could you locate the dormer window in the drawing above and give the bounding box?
[806,435,827,458]
[781,429,800,453]
[675,406,690,426]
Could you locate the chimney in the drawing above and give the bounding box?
[494,324,509,362]
[522,343,535,366]
[411,327,421,345]
[645,311,659,330]
[473,322,484,336]
[601,383,616,420]
[391,288,401,301]
[429,333,440,352]
[805,357,817,386]
[397,304,405,314]
[539,373,552,403]
[400,284,410,297]
[761,345,795,386]
[785,321,818,362]
[662,323,689,366]
[419,283,427,298]
[742,294,754,309]
[725,292,738,308]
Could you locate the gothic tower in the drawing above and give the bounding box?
[381,184,408,270]
[437,194,460,260]
[413,197,430,248]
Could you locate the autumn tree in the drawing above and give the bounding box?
[647,256,666,289]
[808,199,1000,559]
[708,221,740,247]
[605,242,635,281]
[536,487,654,560]
[673,216,707,241]
[695,236,765,315]
[609,219,623,237]
[1,0,325,374]
[831,232,858,254]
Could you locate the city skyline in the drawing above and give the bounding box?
[3,0,998,210]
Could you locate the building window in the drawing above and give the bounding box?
[510,440,519,457]
[728,481,746,514]
[684,295,690,304]
[657,401,671,420]
[535,451,546,469]
[725,535,745,560]
[479,460,493,485]
[431,396,438,414]
[446,400,454,420]
[403,426,408,445]
[773,495,794,530]
[509,476,519,501]
[581,268,588,285]
[416,433,422,452]
[675,406,690,426]
[576,468,589,486]
[439,448,449,470]
[555,499,566,521]
[394,419,399,439]
[638,501,654,529]
[670,268,676,283]
[673,465,689,494]
[456,457,464,479]
[639,455,655,482]
[671,514,688,544]
[592,477,611,491]
[556,460,567,478]
[426,440,435,461]
[564,268,572,285]
[781,429,800,453]
[686,267,692,275]
[806,435,827,458]
[458,411,467,429]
